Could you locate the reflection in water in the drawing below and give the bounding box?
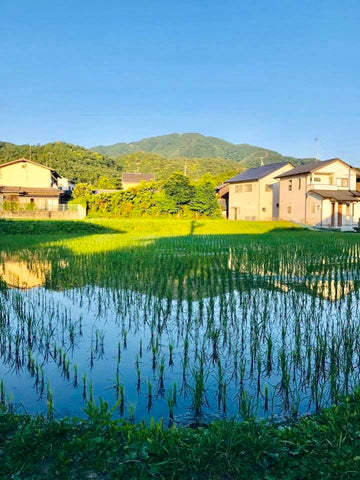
[1,234,360,424]
[0,259,49,289]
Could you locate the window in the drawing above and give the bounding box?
[262,207,266,212]
[298,178,301,189]
[314,177,321,182]
[244,184,252,192]
[311,204,315,214]
[288,180,293,191]
[265,184,272,192]
[337,178,348,187]
[287,205,292,214]
[235,185,243,193]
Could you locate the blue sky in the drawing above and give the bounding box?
[1,0,359,162]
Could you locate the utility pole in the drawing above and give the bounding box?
[259,152,268,166]
[314,138,320,161]
[184,161,187,176]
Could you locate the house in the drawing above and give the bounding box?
[276,158,360,229]
[0,158,72,210]
[122,173,155,190]
[216,183,229,218]
[225,162,294,220]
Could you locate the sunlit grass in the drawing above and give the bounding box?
[51,218,302,254]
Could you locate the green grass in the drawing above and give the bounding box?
[0,217,301,253]
[1,391,360,479]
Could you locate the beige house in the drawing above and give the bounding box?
[122,173,155,190]
[0,158,71,210]
[226,162,294,220]
[276,158,360,229]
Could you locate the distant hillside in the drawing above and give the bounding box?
[0,141,123,186]
[0,141,241,186]
[116,152,241,182]
[92,133,315,167]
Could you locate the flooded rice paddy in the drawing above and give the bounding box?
[1,231,360,424]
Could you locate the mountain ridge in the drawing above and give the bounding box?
[91,133,315,167]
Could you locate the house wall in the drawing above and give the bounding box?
[258,164,294,220]
[122,182,141,190]
[322,199,333,227]
[279,160,359,225]
[279,174,308,223]
[306,160,356,191]
[228,163,293,221]
[3,196,59,210]
[228,182,259,220]
[0,163,53,188]
[305,195,323,226]
[354,203,360,224]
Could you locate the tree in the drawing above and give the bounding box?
[72,183,94,200]
[189,180,220,217]
[96,176,117,189]
[163,173,195,208]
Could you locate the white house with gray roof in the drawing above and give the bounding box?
[276,158,360,229]
[225,162,294,220]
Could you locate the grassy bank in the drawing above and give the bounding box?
[1,391,360,479]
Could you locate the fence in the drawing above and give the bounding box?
[0,204,86,220]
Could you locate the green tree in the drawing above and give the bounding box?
[189,180,220,217]
[163,173,195,208]
[96,176,118,189]
[73,183,94,200]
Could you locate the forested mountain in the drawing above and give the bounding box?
[116,152,241,182]
[0,141,123,185]
[92,133,315,166]
[0,141,241,185]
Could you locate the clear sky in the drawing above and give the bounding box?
[1,0,359,162]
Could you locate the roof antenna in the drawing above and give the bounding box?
[314,138,320,161]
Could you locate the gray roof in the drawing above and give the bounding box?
[276,158,348,179]
[309,189,360,202]
[122,173,155,183]
[226,162,292,184]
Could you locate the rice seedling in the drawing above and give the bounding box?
[1,221,360,424]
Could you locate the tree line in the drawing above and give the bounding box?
[72,173,221,218]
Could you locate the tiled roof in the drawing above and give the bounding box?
[276,158,349,179]
[309,189,360,202]
[122,173,155,183]
[0,186,62,197]
[226,162,291,183]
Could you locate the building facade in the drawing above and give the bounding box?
[226,162,294,220]
[277,158,360,228]
[0,158,72,210]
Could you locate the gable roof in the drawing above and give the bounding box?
[0,158,61,177]
[276,158,351,179]
[226,162,292,184]
[122,173,155,183]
